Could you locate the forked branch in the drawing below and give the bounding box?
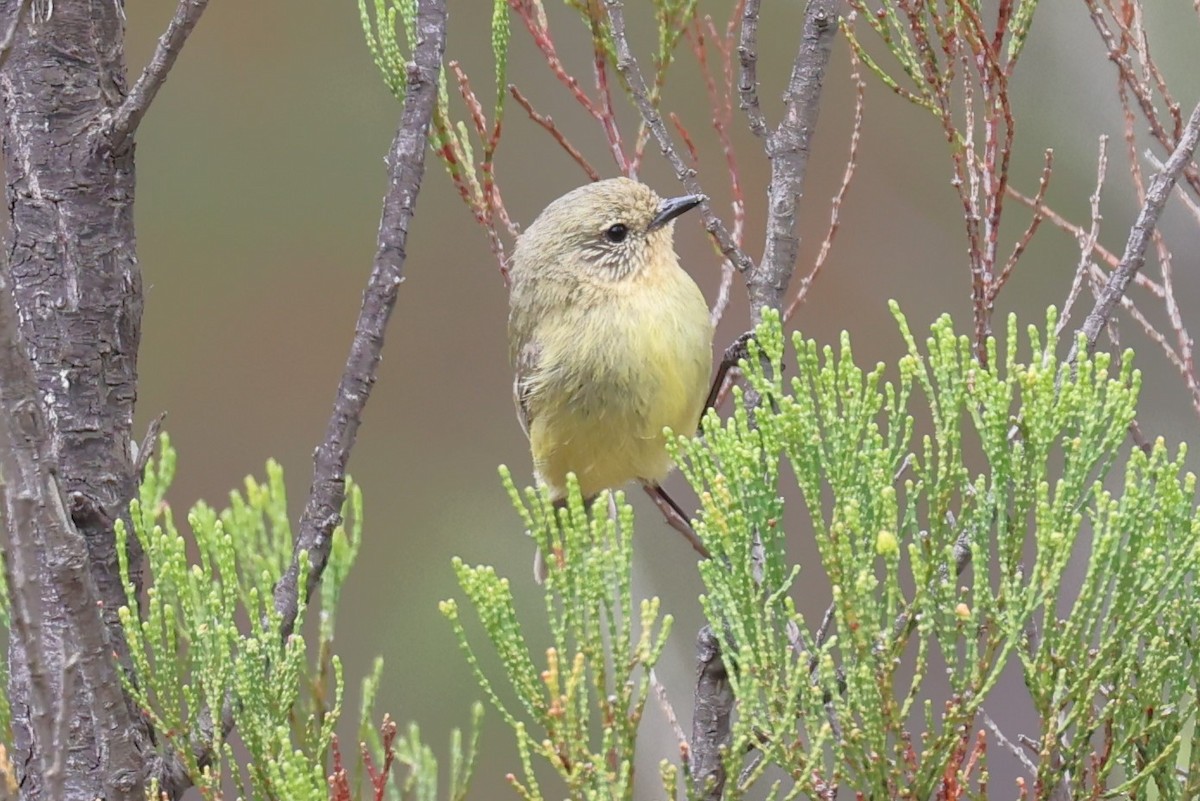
[108,0,212,148]
[748,0,839,323]
[1069,100,1200,363]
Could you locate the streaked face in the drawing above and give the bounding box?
[516,178,703,282]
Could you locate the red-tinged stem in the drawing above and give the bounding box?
[509,84,602,182]
[670,112,699,163]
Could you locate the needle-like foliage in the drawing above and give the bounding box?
[455,307,1200,799]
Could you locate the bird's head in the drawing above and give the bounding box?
[512,177,705,284]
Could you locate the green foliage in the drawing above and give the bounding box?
[461,307,1200,799]
[116,434,480,801]
[843,0,1040,113]
[669,306,1200,799]
[117,435,356,800]
[358,0,418,101]
[441,475,672,801]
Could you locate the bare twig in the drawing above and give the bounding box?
[272,0,447,639]
[509,85,601,182]
[510,0,627,173]
[1006,184,1122,272]
[748,0,839,323]
[108,0,211,149]
[1069,100,1200,363]
[691,626,733,801]
[603,0,753,274]
[1060,138,1108,334]
[685,7,747,327]
[1085,0,1200,196]
[133,411,168,479]
[990,148,1052,304]
[736,0,767,138]
[981,710,1038,775]
[649,669,689,755]
[1147,150,1200,226]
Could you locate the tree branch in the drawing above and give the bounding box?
[1068,99,1200,363]
[0,249,142,801]
[736,0,767,138]
[603,0,753,274]
[272,0,447,639]
[690,626,733,801]
[107,0,211,149]
[748,0,839,324]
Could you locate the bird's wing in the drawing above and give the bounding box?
[513,339,542,440]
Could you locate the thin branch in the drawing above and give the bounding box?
[649,669,689,757]
[510,0,627,173]
[747,0,839,323]
[272,0,447,639]
[990,148,1052,304]
[1060,138,1108,334]
[603,0,753,273]
[736,0,767,137]
[509,85,600,182]
[1147,149,1200,227]
[108,0,211,149]
[1069,100,1200,362]
[133,411,168,479]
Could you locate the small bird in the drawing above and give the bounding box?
[508,177,713,580]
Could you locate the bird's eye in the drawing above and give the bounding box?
[603,223,629,243]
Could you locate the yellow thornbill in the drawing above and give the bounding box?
[507,178,714,581]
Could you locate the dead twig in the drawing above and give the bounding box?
[1069,100,1200,363]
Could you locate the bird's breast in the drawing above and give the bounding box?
[527,266,713,495]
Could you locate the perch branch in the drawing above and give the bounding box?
[603,0,753,273]
[1069,99,1200,363]
[690,626,733,801]
[736,0,767,137]
[108,0,212,148]
[273,0,447,639]
[748,0,839,323]
[509,84,601,181]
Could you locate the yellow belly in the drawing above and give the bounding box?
[528,273,712,500]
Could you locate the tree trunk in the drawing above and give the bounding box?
[1,0,147,796]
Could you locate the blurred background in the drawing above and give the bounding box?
[121,0,1198,796]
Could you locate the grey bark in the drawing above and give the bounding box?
[748,0,839,324]
[691,626,733,801]
[0,0,151,796]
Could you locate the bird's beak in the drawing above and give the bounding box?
[648,193,705,231]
